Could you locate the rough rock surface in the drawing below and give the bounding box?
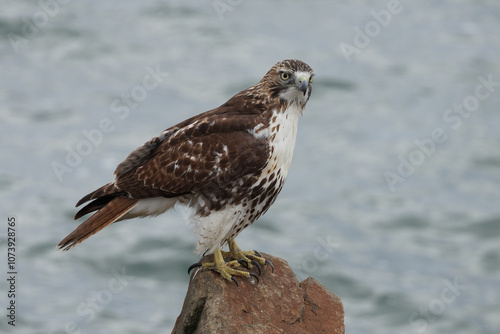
[173,253,344,334]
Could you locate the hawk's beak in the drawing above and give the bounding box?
[297,75,308,95]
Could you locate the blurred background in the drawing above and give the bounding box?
[1,0,499,333]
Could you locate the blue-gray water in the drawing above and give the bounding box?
[1,1,499,333]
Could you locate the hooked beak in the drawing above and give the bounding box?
[297,74,308,95]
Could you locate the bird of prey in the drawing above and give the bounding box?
[58,59,314,283]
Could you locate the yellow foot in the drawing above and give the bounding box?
[187,240,274,285]
[221,240,275,275]
[188,248,259,286]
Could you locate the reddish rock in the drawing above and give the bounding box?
[173,253,344,334]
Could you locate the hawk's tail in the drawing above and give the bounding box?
[58,197,137,251]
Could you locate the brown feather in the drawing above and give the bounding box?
[76,182,122,207]
[115,131,269,199]
[74,195,116,219]
[58,197,137,251]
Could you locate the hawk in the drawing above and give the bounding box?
[58,59,314,283]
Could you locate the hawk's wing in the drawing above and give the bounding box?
[73,89,271,220]
[112,94,270,198]
[116,129,270,198]
[77,106,270,206]
[61,112,270,251]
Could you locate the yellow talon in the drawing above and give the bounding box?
[223,239,269,269]
[188,239,273,284]
[211,248,251,279]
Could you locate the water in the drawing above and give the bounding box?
[1,1,499,333]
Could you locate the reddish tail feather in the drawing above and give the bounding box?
[58,197,137,251]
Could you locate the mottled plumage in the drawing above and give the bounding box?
[59,59,314,270]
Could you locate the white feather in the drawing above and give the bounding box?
[190,202,246,255]
[127,197,177,218]
[267,104,302,178]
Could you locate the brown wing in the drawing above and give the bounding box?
[115,130,270,198]
[60,105,270,251]
[75,90,271,214]
[113,90,268,178]
[110,89,271,198]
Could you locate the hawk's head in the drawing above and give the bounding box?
[261,59,314,107]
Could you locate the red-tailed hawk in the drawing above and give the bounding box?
[58,59,314,284]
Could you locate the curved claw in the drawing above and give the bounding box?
[265,259,275,273]
[238,259,249,268]
[253,250,262,257]
[188,262,202,274]
[249,272,259,283]
[237,259,261,275]
[231,276,239,287]
[251,260,262,276]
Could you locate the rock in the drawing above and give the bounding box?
[173,253,344,334]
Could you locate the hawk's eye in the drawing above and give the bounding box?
[280,72,290,81]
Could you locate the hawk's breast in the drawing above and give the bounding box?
[247,103,302,215]
[258,104,301,180]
